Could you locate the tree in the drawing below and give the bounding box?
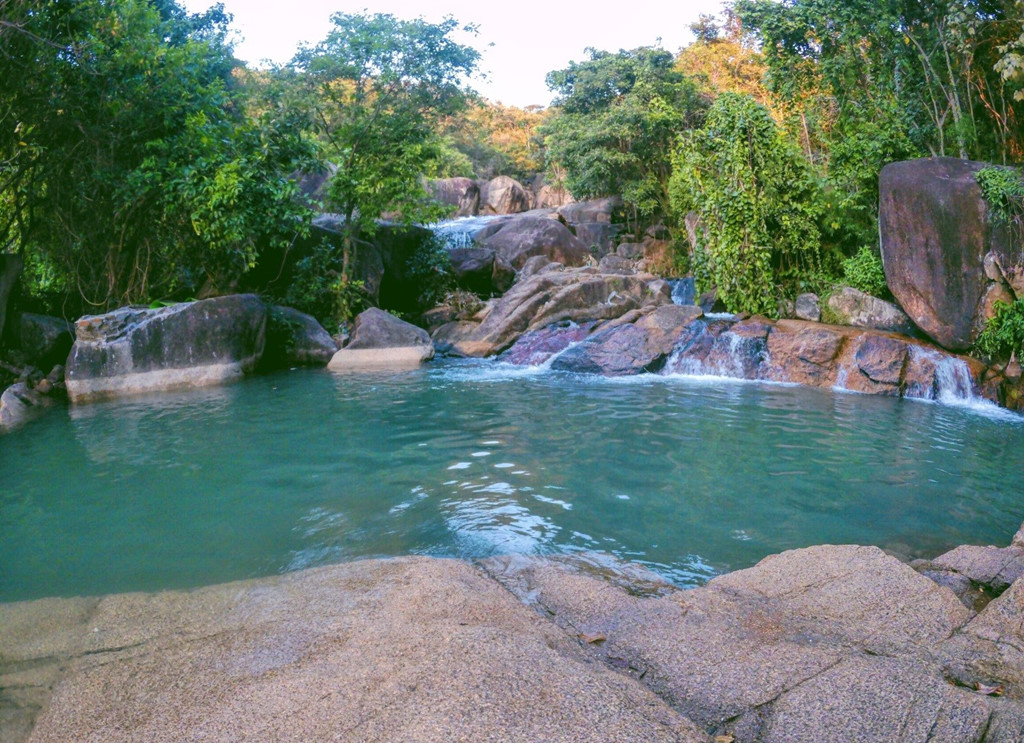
[543,47,707,229]
[670,93,824,316]
[0,0,316,310]
[289,13,480,282]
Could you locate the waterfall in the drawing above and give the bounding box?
[667,278,696,307]
[904,346,975,403]
[663,327,763,381]
[430,215,505,249]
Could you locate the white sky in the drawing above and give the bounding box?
[181,0,726,108]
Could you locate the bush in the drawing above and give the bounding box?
[282,238,368,331]
[405,235,456,310]
[976,298,1024,361]
[841,247,888,298]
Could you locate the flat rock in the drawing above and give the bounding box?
[1,558,706,743]
[329,308,433,370]
[826,286,917,336]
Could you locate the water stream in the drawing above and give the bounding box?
[2,359,1022,603]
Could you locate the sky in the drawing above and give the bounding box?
[180,0,726,108]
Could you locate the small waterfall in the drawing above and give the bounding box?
[664,326,764,381]
[667,278,696,307]
[430,215,505,249]
[904,346,975,403]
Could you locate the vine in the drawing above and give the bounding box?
[976,166,1024,247]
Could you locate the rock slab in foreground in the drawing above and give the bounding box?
[0,558,706,743]
[328,307,434,371]
[65,295,267,403]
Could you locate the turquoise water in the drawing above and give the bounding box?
[2,359,1023,602]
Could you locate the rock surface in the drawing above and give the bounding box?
[261,306,338,369]
[482,175,532,215]
[879,158,1020,350]
[0,382,51,432]
[794,293,821,322]
[0,558,706,743]
[448,247,516,296]
[428,177,481,217]
[328,307,434,370]
[826,286,917,335]
[0,254,20,344]
[17,313,74,369]
[65,295,267,403]
[475,216,589,270]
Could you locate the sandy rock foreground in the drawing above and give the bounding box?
[3,544,1024,742]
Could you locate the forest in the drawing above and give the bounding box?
[1,0,1022,327]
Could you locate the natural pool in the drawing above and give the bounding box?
[2,359,1023,603]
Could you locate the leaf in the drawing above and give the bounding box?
[714,736,736,743]
[975,682,1004,697]
[580,632,607,644]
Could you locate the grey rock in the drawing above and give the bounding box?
[597,254,636,275]
[558,196,622,225]
[518,255,562,281]
[482,175,531,215]
[66,295,267,403]
[0,382,51,432]
[18,313,73,368]
[476,216,589,270]
[262,306,337,369]
[616,242,645,259]
[329,308,433,370]
[932,544,1024,594]
[826,286,917,335]
[794,292,821,322]
[449,247,515,295]
[574,222,619,254]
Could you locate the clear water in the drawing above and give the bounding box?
[2,359,1023,603]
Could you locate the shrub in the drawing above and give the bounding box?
[841,247,888,298]
[976,298,1024,361]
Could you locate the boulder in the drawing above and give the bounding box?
[499,321,599,366]
[0,382,52,432]
[432,268,670,358]
[533,182,574,210]
[328,308,434,370]
[475,216,589,269]
[65,295,267,403]
[794,293,821,322]
[482,175,531,215]
[826,286,917,335]
[879,158,1020,350]
[573,222,619,254]
[261,306,338,369]
[558,196,622,226]
[518,255,563,281]
[448,248,515,296]
[551,305,704,375]
[596,255,636,275]
[428,177,480,217]
[0,253,21,345]
[18,313,74,369]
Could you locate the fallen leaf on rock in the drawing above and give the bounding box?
[975,682,1004,696]
[714,736,735,743]
[580,633,606,644]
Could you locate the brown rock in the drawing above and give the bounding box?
[764,321,847,386]
[826,286,918,335]
[476,216,589,270]
[482,175,531,215]
[879,158,1019,350]
[843,334,908,395]
[329,308,433,370]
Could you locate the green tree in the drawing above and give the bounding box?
[543,47,707,229]
[0,0,316,309]
[670,93,824,316]
[289,13,480,283]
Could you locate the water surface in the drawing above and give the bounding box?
[2,359,1022,602]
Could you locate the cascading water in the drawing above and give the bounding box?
[667,278,696,307]
[903,345,976,404]
[430,215,506,249]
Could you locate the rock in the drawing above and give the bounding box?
[826,286,918,335]
[596,254,635,275]
[879,158,1020,350]
[794,293,821,322]
[552,305,704,375]
[499,321,599,366]
[0,253,21,345]
[616,242,645,260]
[18,313,74,369]
[475,216,589,270]
[518,255,562,281]
[574,222,619,254]
[845,333,908,395]
[436,268,670,358]
[3,558,706,743]
[65,295,267,403]
[533,182,574,210]
[448,248,515,295]
[558,197,622,225]
[428,177,481,217]
[482,175,531,215]
[261,306,338,369]
[0,382,51,432]
[764,321,848,387]
[930,544,1024,595]
[328,308,434,370]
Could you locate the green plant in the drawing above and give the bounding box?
[976,298,1024,360]
[841,246,888,298]
[445,289,484,318]
[283,238,368,330]
[976,166,1024,245]
[405,235,456,310]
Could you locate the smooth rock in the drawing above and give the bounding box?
[879,158,1019,350]
[262,306,338,369]
[65,295,267,403]
[449,247,515,295]
[827,286,917,335]
[794,292,821,322]
[574,222,618,254]
[328,308,433,370]
[475,216,589,270]
[558,197,622,225]
[428,177,480,217]
[482,175,532,215]
[0,382,51,432]
[17,313,73,369]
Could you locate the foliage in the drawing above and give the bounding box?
[976,298,1024,360]
[841,247,889,298]
[289,13,480,282]
[670,93,824,316]
[281,237,367,331]
[0,0,317,309]
[976,166,1024,245]
[675,14,773,112]
[438,102,549,181]
[445,289,484,317]
[543,47,708,229]
[404,236,456,310]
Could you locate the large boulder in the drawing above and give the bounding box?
[18,313,74,369]
[428,177,480,217]
[475,216,589,270]
[448,248,516,296]
[65,295,268,403]
[433,268,670,358]
[0,253,21,345]
[261,306,338,370]
[0,382,52,432]
[826,286,917,335]
[328,307,434,370]
[879,158,1020,350]
[482,175,532,215]
[558,196,622,225]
